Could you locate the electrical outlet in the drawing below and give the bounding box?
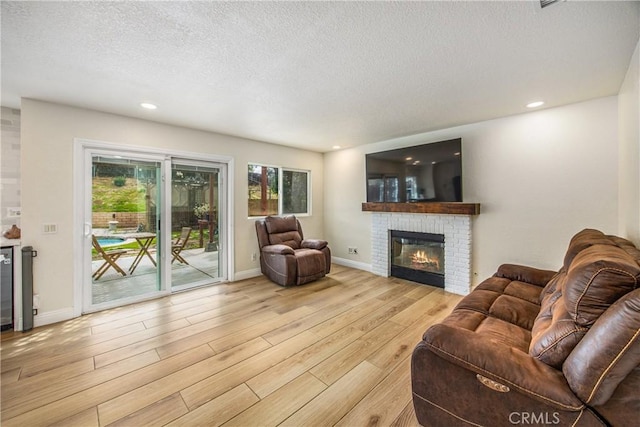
[43,223,58,234]
[251,252,257,261]
[348,247,358,255]
[6,207,21,218]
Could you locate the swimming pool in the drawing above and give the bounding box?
[96,237,126,247]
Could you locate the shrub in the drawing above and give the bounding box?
[113,176,126,187]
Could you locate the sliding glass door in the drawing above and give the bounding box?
[170,160,223,291]
[86,152,164,310]
[81,145,227,313]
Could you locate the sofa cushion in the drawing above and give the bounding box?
[529,273,589,368]
[265,216,302,249]
[563,288,640,406]
[562,229,613,270]
[438,273,546,355]
[564,244,639,327]
[494,263,558,288]
[529,232,640,368]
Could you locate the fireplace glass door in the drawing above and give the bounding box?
[390,231,445,287]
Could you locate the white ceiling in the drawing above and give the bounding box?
[2,1,639,153]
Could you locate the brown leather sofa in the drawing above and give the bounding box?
[411,229,640,426]
[255,215,331,286]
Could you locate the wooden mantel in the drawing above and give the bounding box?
[362,202,480,215]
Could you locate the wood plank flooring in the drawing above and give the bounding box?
[0,264,462,426]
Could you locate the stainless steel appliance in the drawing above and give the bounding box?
[1,246,13,330]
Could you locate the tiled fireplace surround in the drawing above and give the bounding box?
[371,212,472,295]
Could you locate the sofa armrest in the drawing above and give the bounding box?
[422,323,585,411]
[494,263,557,287]
[262,244,295,256]
[301,239,328,250]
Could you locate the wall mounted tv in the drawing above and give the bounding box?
[366,138,462,203]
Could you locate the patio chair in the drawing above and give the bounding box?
[172,227,192,264]
[92,235,127,280]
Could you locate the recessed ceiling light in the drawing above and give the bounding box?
[526,101,544,108]
[406,157,413,161]
[332,145,341,150]
[140,102,157,110]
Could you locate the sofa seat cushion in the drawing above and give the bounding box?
[439,310,532,354]
[478,275,548,306]
[456,276,544,330]
[435,273,546,355]
[474,316,532,353]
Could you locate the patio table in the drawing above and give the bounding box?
[121,232,157,273]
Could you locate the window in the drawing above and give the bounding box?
[282,169,308,214]
[248,164,279,217]
[248,164,310,217]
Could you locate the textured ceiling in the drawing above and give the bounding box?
[2,1,639,152]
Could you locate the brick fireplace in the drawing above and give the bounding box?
[364,202,480,296]
[390,230,445,288]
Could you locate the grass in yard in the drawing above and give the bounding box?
[92,177,148,212]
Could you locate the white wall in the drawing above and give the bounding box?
[20,99,324,320]
[618,38,640,245]
[1,107,21,231]
[325,97,619,285]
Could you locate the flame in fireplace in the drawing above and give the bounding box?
[411,250,440,269]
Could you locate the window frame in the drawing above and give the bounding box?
[248,163,311,218]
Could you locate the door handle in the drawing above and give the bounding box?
[84,223,92,237]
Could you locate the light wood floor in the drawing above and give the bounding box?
[0,264,462,427]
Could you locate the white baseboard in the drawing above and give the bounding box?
[233,268,262,281]
[33,307,76,329]
[331,257,373,273]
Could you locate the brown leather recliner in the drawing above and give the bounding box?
[411,229,640,426]
[255,215,331,286]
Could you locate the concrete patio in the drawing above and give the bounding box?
[91,247,219,304]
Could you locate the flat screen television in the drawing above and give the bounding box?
[366,138,462,203]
